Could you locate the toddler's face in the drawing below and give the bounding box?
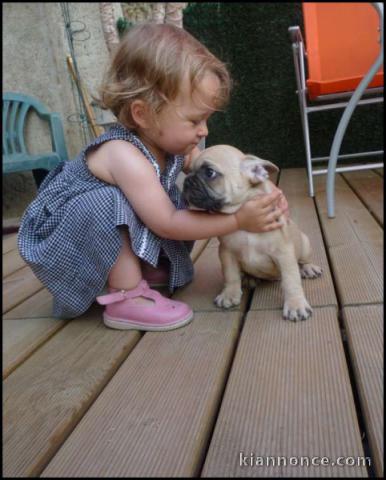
[153,71,221,156]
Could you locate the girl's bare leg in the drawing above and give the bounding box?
[108,228,143,291]
[107,228,159,306]
[108,228,155,306]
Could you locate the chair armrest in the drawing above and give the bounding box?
[48,113,69,162]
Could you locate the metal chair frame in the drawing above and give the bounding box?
[289,2,384,217]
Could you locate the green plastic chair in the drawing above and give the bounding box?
[3,92,69,187]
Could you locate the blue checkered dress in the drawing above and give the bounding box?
[17,124,194,318]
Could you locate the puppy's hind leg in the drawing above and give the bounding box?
[215,246,243,309]
[298,233,322,279]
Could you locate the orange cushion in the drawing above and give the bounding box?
[303,3,384,99]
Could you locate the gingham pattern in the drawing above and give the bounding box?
[17,124,194,318]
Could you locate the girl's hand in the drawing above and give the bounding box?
[271,184,290,220]
[234,190,284,233]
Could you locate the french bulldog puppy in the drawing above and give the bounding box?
[183,145,322,321]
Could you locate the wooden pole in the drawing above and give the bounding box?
[66,55,104,137]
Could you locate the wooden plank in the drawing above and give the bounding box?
[373,168,383,177]
[202,307,368,477]
[3,287,54,319]
[3,317,67,378]
[314,174,383,306]
[251,168,337,311]
[342,305,384,477]
[3,305,142,477]
[3,265,45,313]
[2,233,18,254]
[41,310,241,477]
[3,287,66,380]
[3,289,60,377]
[3,246,27,277]
[342,170,383,225]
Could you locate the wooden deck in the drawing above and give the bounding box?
[3,167,383,478]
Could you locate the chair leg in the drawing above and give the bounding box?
[292,40,315,197]
[300,100,314,197]
[32,169,49,188]
[296,85,314,197]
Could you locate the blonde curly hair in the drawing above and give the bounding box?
[96,22,232,129]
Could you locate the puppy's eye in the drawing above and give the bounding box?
[204,167,217,179]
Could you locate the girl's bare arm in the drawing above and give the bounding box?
[108,142,283,241]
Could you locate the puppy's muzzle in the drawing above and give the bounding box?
[183,175,224,212]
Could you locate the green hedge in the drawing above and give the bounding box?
[184,2,383,168]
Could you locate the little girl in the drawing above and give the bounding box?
[18,23,287,331]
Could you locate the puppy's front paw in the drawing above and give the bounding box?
[214,286,242,309]
[300,263,323,279]
[283,297,312,321]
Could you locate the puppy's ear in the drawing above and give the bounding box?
[241,155,279,184]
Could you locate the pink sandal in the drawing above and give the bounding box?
[96,280,193,331]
